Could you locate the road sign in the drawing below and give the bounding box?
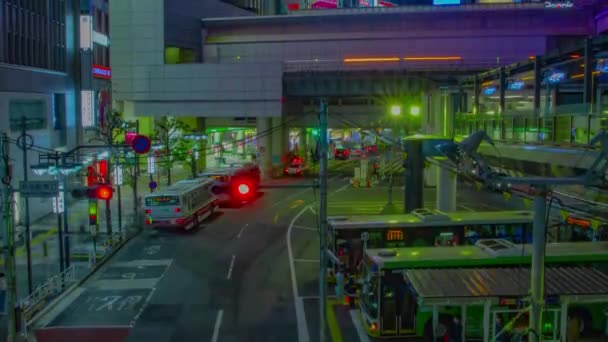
[149,181,157,190]
[131,135,151,154]
[19,181,59,197]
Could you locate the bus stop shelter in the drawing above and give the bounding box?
[406,266,608,341]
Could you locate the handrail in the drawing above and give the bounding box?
[454,112,607,147]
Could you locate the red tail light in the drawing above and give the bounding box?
[145,209,151,214]
[284,168,289,174]
[177,218,184,224]
[338,248,345,256]
[296,168,301,174]
[174,207,181,213]
[145,219,152,225]
[343,151,347,156]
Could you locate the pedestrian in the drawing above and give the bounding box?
[567,315,581,342]
[449,316,463,342]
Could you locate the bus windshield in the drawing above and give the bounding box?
[145,196,180,206]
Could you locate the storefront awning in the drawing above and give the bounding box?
[407,266,608,305]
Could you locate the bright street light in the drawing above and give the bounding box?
[410,106,420,116]
[390,105,402,116]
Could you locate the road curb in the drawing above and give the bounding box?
[26,225,142,338]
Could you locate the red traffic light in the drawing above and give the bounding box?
[95,184,113,200]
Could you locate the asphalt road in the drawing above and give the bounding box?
[33,160,529,342]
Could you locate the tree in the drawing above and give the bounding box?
[154,116,189,185]
[174,139,199,178]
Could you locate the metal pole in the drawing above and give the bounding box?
[117,185,122,239]
[1,133,18,341]
[62,155,70,269]
[529,187,547,342]
[20,117,33,294]
[55,153,64,274]
[319,98,328,342]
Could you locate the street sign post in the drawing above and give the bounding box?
[19,180,60,198]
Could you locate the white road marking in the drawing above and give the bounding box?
[294,259,319,263]
[288,205,313,342]
[130,287,156,327]
[211,309,224,342]
[226,255,236,280]
[292,225,317,232]
[237,224,248,238]
[350,310,371,342]
[458,204,475,212]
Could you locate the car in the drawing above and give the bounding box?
[335,148,350,160]
[350,145,363,157]
[284,156,306,176]
[365,145,378,153]
[198,163,261,206]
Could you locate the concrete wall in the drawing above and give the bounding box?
[203,6,595,65]
[164,0,254,62]
[111,0,282,118]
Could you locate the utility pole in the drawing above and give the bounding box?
[19,117,33,294]
[529,186,548,342]
[1,133,18,341]
[318,98,328,342]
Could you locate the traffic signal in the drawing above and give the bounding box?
[71,184,114,200]
[89,201,98,225]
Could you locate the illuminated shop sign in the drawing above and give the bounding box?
[507,80,525,90]
[544,1,573,8]
[92,31,109,47]
[92,64,112,79]
[311,0,337,8]
[483,86,497,96]
[433,0,461,5]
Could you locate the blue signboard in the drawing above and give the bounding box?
[433,0,460,5]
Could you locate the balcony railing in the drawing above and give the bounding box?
[455,113,608,147]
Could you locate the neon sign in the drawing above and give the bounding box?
[544,1,573,8]
[507,80,525,90]
[386,230,404,241]
[92,64,112,79]
[483,87,497,96]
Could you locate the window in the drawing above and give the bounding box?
[53,94,66,130]
[165,46,197,64]
[9,99,48,132]
[0,0,66,70]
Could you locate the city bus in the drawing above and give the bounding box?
[359,240,608,340]
[328,209,534,271]
[143,178,218,230]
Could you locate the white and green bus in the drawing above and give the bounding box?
[359,239,608,340]
[328,209,534,271]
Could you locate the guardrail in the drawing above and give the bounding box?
[21,264,78,328]
[455,113,608,147]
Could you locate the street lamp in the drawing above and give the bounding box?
[390,105,402,116]
[410,106,420,117]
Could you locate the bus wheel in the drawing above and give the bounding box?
[424,315,452,341]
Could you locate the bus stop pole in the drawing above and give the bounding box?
[319,98,329,342]
[530,187,547,342]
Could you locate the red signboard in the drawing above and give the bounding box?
[92,64,112,79]
[125,132,137,145]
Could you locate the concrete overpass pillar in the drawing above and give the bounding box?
[272,117,287,167]
[533,56,542,116]
[257,117,273,179]
[499,67,506,115]
[299,128,307,156]
[436,164,457,212]
[196,118,206,172]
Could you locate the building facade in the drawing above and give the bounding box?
[0,0,111,222]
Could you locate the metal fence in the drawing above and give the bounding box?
[20,264,79,328]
